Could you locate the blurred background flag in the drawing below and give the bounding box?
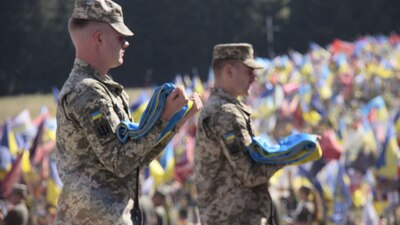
[0,123,12,174]
[160,142,175,182]
[331,163,352,224]
[130,92,150,123]
[47,158,63,206]
[375,119,400,179]
[1,152,23,197]
[192,75,205,95]
[0,145,12,180]
[149,160,164,186]
[362,198,379,225]
[298,165,324,198]
[129,91,149,113]
[51,86,60,104]
[29,118,46,163]
[0,122,19,157]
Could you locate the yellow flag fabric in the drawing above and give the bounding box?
[8,131,18,157]
[303,110,322,125]
[47,159,63,206]
[375,137,399,179]
[149,160,165,186]
[21,150,31,173]
[132,100,149,123]
[47,179,62,206]
[291,142,323,166]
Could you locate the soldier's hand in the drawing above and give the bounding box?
[176,92,203,128]
[161,86,188,121]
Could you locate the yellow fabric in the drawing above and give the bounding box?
[373,201,389,215]
[8,130,19,157]
[396,119,400,133]
[352,188,366,207]
[376,137,399,179]
[293,177,313,190]
[253,141,322,166]
[193,76,205,94]
[21,150,31,173]
[303,110,322,125]
[149,160,165,185]
[291,142,323,166]
[47,179,62,206]
[320,84,332,100]
[269,169,283,186]
[0,170,8,180]
[163,156,175,182]
[132,100,149,123]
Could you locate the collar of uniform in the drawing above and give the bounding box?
[73,58,124,94]
[210,88,253,115]
[211,88,238,103]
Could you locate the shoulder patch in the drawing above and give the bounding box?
[222,131,245,160]
[90,110,104,121]
[89,110,111,137]
[223,132,236,143]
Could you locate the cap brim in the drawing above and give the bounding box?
[110,22,134,36]
[243,59,263,69]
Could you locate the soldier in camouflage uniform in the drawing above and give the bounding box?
[194,43,283,225]
[56,1,202,224]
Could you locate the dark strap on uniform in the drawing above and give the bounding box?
[131,167,143,225]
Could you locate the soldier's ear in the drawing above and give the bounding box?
[225,63,234,78]
[93,30,103,44]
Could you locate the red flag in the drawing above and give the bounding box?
[29,118,46,164]
[1,152,23,197]
[320,129,343,160]
[32,141,56,165]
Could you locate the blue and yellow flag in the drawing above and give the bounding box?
[47,158,63,206]
[0,123,12,177]
[375,120,399,179]
[160,142,175,182]
[331,164,352,224]
[0,122,19,157]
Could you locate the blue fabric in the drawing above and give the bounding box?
[246,133,320,165]
[116,83,189,144]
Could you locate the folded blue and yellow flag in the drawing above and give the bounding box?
[116,83,191,145]
[246,133,322,165]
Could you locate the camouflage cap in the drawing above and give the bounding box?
[213,43,263,69]
[72,0,133,36]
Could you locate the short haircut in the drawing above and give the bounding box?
[212,59,240,75]
[68,18,92,31]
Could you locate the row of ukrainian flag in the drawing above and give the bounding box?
[0,34,399,222]
[252,34,400,223]
[0,107,62,208]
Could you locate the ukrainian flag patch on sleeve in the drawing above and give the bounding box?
[223,132,236,143]
[89,109,111,138]
[222,131,245,158]
[90,111,103,121]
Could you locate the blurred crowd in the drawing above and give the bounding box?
[0,34,399,225]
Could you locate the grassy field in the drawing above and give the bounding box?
[0,88,144,123]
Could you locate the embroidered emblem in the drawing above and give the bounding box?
[222,131,244,159]
[90,111,103,121]
[90,110,110,137]
[223,132,236,143]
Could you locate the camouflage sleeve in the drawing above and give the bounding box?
[67,82,176,177]
[213,105,283,187]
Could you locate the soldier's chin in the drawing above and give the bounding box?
[111,60,123,68]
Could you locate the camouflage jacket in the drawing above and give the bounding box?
[194,88,282,225]
[55,58,176,225]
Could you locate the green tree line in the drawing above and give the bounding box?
[0,0,399,96]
